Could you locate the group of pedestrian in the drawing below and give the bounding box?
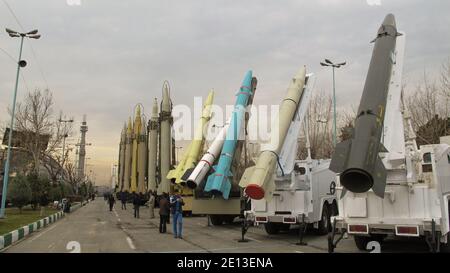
[158,192,184,239]
[106,190,185,239]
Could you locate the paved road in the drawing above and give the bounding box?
[2,199,430,253]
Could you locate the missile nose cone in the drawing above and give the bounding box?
[162,81,171,111]
[152,98,159,116]
[382,13,396,28]
[127,117,132,133]
[205,90,214,105]
[294,66,306,80]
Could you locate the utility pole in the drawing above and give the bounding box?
[320,59,346,147]
[0,28,41,219]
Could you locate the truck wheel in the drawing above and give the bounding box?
[209,215,223,226]
[317,204,331,235]
[223,215,235,224]
[354,236,371,251]
[264,223,280,235]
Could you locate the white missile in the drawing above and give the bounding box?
[137,117,147,193]
[158,82,173,195]
[186,120,230,189]
[123,117,132,192]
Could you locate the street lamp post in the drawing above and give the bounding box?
[320,59,346,147]
[0,28,41,219]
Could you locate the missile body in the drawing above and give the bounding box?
[147,99,159,192]
[137,117,147,193]
[204,71,254,199]
[123,118,132,192]
[239,67,307,200]
[167,91,214,184]
[186,121,230,189]
[130,106,142,193]
[329,14,399,198]
[158,82,173,195]
[118,124,126,191]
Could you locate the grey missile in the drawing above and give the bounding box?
[329,13,400,198]
[158,81,173,195]
[147,98,159,192]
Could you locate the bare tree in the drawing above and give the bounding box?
[406,67,449,145]
[7,89,73,179]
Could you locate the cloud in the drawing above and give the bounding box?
[0,0,448,185]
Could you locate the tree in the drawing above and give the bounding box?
[9,89,73,179]
[8,175,32,213]
[406,63,450,145]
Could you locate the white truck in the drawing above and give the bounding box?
[245,74,338,236]
[328,33,450,252]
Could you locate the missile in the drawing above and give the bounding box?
[186,120,230,189]
[239,67,307,200]
[167,90,215,184]
[147,98,159,192]
[130,106,142,193]
[204,71,254,199]
[118,123,126,191]
[137,117,147,193]
[158,81,173,195]
[329,14,400,198]
[123,117,132,192]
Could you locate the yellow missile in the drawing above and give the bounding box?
[130,105,142,193]
[166,90,214,184]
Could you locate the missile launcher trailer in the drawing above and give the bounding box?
[328,14,450,253]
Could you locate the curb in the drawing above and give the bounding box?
[0,211,65,250]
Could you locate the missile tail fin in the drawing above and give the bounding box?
[379,143,388,153]
[221,177,231,200]
[340,187,348,199]
[330,139,352,173]
[181,168,194,182]
[371,156,387,198]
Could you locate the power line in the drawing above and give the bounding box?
[1,0,25,31]
[0,46,16,63]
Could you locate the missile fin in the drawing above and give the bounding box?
[204,174,215,192]
[329,139,352,173]
[379,143,388,153]
[340,187,348,199]
[221,178,231,200]
[371,156,387,198]
[181,168,194,182]
[239,166,256,188]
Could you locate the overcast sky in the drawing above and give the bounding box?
[1,0,449,186]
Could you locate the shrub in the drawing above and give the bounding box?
[8,175,32,213]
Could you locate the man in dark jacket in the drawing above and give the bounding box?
[108,194,115,211]
[120,191,127,210]
[132,192,140,218]
[159,193,170,233]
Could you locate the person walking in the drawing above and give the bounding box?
[170,193,184,239]
[148,190,155,219]
[159,193,170,233]
[132,192,140,218]
[108,194,115,211]
[120,191,127,210]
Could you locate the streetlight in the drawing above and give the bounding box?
[1,28,41,219]
[320,59,346,147]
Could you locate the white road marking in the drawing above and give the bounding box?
[246,236,262,243]
[295,250,304,253]
[28,223,59,242]
[126,237,136,250]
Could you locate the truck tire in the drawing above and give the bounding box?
[223,215,235,224]
[264,223,280,235]
[209,215,224,226]
[317,204,331,235]
[354,236,371,251]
